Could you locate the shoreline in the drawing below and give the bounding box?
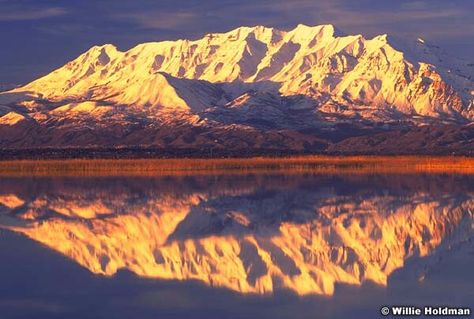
[0,156,473,176]
[0,147,472,161]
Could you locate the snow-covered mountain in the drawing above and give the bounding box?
[0,24,473,154]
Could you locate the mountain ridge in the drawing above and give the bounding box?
[0,24,473,154]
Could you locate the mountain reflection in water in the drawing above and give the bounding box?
[0,174,473,298]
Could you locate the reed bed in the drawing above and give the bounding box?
[0,156,473,176]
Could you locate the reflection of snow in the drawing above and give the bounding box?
[1,175,472,296]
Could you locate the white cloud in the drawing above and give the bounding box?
[113,11,198,30]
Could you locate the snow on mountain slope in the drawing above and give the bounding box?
[0,24,473,152]
[0,112,26,126]
[7,24,473,119]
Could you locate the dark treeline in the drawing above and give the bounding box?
[0,148,317,160]
[0,147,471,160]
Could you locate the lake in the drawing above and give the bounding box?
[0,172,473,318]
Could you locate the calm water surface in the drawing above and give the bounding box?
[0,173,473,319]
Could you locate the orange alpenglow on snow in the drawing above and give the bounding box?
[0,24,472,152]
[5,24,473,117]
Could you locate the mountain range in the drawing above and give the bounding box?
[0,24,473,155]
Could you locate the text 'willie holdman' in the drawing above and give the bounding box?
[380,306,471,316]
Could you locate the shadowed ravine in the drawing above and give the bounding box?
[0,174,472,297]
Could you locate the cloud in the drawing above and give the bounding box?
[113,11,198,30]
[0,7,66,21]
[255,0,464,26]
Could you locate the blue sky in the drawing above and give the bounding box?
[1,0,473,85]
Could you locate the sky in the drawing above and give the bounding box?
[0,0,473,86]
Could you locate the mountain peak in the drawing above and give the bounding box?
[289,23,339,41]
[5,23,472,118]
[0,23,472,151]
[203,24,343,47]
[294,23,336,33]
